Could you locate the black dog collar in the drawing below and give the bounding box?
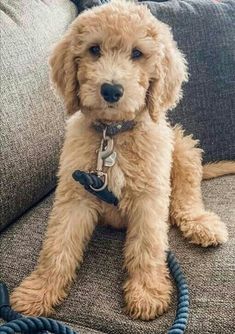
[92,120,136,136]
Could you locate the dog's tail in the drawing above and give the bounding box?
[202,161,235,180]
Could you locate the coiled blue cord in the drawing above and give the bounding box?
[0,316,76,334]
[0,251,189,333]
[167,251,189,334]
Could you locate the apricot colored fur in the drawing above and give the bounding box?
[11,0,233,320]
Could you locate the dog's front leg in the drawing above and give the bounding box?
[11,194,98,316]
[123,198,172,320]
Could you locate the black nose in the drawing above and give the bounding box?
[100,83,124,103]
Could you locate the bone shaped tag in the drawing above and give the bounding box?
[104,151,117,167]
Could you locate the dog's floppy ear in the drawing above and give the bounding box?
[49,36,79,115]
[146,23,188,122]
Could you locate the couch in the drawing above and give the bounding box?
[0,1,234,333]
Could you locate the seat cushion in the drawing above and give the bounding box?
[0,175,234,333]
[0,0,77,229]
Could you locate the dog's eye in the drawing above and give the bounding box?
[89,45,101,57]
[131,48,143,60]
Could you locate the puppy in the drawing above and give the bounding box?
[11,0,230,320]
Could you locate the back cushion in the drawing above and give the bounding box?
[143,0,235,163]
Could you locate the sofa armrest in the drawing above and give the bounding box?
[0,0,77,230]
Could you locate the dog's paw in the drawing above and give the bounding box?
[182,211,228,247]
[10,272,64,316]
[124,270,172,320]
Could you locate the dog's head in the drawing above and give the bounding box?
[50,0,188,122]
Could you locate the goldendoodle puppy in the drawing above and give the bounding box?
[11,0,233,320]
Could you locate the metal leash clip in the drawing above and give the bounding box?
[90,128,116,192]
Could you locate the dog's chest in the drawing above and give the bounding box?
[105,137,138,200]
[107,162,125,199]
[106,125,172,199]
[106,133,155,199]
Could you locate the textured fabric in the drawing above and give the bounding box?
[63,323,105,334]
[74,0,235,163]
[0,176,234,333]
[71,0,108,12]
[142,0,235,163]
[0,1,77,229]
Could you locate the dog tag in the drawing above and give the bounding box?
[104,151,117,167]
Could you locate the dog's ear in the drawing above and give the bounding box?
[146,24,188,122]
[49,36,79,115]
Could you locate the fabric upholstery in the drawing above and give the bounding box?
[1,176,234,333]
[0,0,77,229]
[147,0,235,163]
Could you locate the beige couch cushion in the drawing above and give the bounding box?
[0,1,77,229]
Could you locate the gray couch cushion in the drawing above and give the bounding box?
[0,1,77,229]
[145,0,235,163]
[0,176,234,333]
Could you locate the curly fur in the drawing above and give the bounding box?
[11,0,233,320]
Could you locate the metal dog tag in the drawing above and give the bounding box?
[104,151,117,167]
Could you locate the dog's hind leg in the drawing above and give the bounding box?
[170,126,228,247]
